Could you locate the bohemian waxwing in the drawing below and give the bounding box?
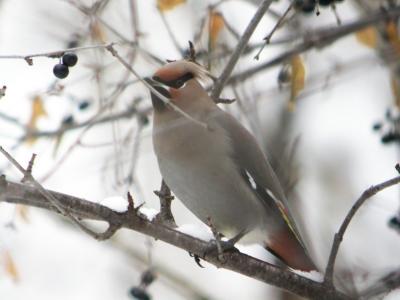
[149,60,316,271]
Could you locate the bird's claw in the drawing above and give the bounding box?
[202,238,239,263]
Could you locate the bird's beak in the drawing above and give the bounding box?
[145,77,171,111]
[145,77,171,96]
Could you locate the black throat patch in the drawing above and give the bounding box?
[149,84,171,112]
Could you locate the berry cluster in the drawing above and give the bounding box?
[129,270,156,300]
[53,52,78,79]
[373,108,400,145]
[295,0,344,14]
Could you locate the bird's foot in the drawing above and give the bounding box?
[204,218,246,262]
[189,233,243,267]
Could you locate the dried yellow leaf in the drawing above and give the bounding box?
[16,205,29,223]
[391,75,400,109]
[386,21,400,55]
[288,55,305,110]
[209,12,225,49]
[90,20,107,43]
[355,26,377,48]
[157,0,186,11]
[4,251,19,282]
[26,95,47,145]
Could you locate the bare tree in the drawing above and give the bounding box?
[1,0,400,299]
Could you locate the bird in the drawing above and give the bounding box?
[148,59,316,271]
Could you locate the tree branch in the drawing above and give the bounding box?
[324,175,400,286]
[227,6,400,85]
[21,104,148,140]
[0,176,351,300]
[0,146,120,240]
[210,0,274,99]
[360,270,400,299]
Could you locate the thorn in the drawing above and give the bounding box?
[21,153,37,183]
[24,57,33,66]
[395,163,400,174]
[127,192,135,215]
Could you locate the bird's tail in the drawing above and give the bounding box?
[266,229,317,272]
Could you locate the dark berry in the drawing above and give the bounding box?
[129,287,151,300]
[278,66,291,85]
[319,0,332,6]
[78,101,90,110]
[372,122,382,131]
[388,216,400,233]
[381,132,400,144]
[62,115,74,125]
[295,0,316,13]
[381,132,395,144]
[67,39,79,48]
[62,52,78,67]
[139,114,149,126]
[53,64,69,79]
[140,270,156,287]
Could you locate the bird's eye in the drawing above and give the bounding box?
[175,79,184,88]
[153,72,194,89]
[171,72,194,89]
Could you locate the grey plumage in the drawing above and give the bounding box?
[149,60,316,271]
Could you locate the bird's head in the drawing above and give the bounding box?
[152,60,210,89]
[148,60,212,112]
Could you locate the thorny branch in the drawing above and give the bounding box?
[0,146,120,240]
[1,148,400,298]
[1,2,400,299]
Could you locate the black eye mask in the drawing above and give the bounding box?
[152,72,194,89]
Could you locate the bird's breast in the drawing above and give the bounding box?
[153,119,265,238]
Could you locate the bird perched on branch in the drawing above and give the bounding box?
[148,60,316,271]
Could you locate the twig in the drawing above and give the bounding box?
[127,192,136,217]
[21,153,37,182]
[0,112,24,128]
[360,270,400,299]
[254,1,294,60]
[154,180,176,227]
[111,237,216,300]
[211,0,274,99]
[105,44,209,129]
[0,43,116,65]
[0,146,121,240]
[324,174,400,286]
[331,3,342,26]
[21,105,146,141]
[227,6,400,85]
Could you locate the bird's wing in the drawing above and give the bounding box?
[212,109,305,246]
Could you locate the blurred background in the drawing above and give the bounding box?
[0,0,400,299]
